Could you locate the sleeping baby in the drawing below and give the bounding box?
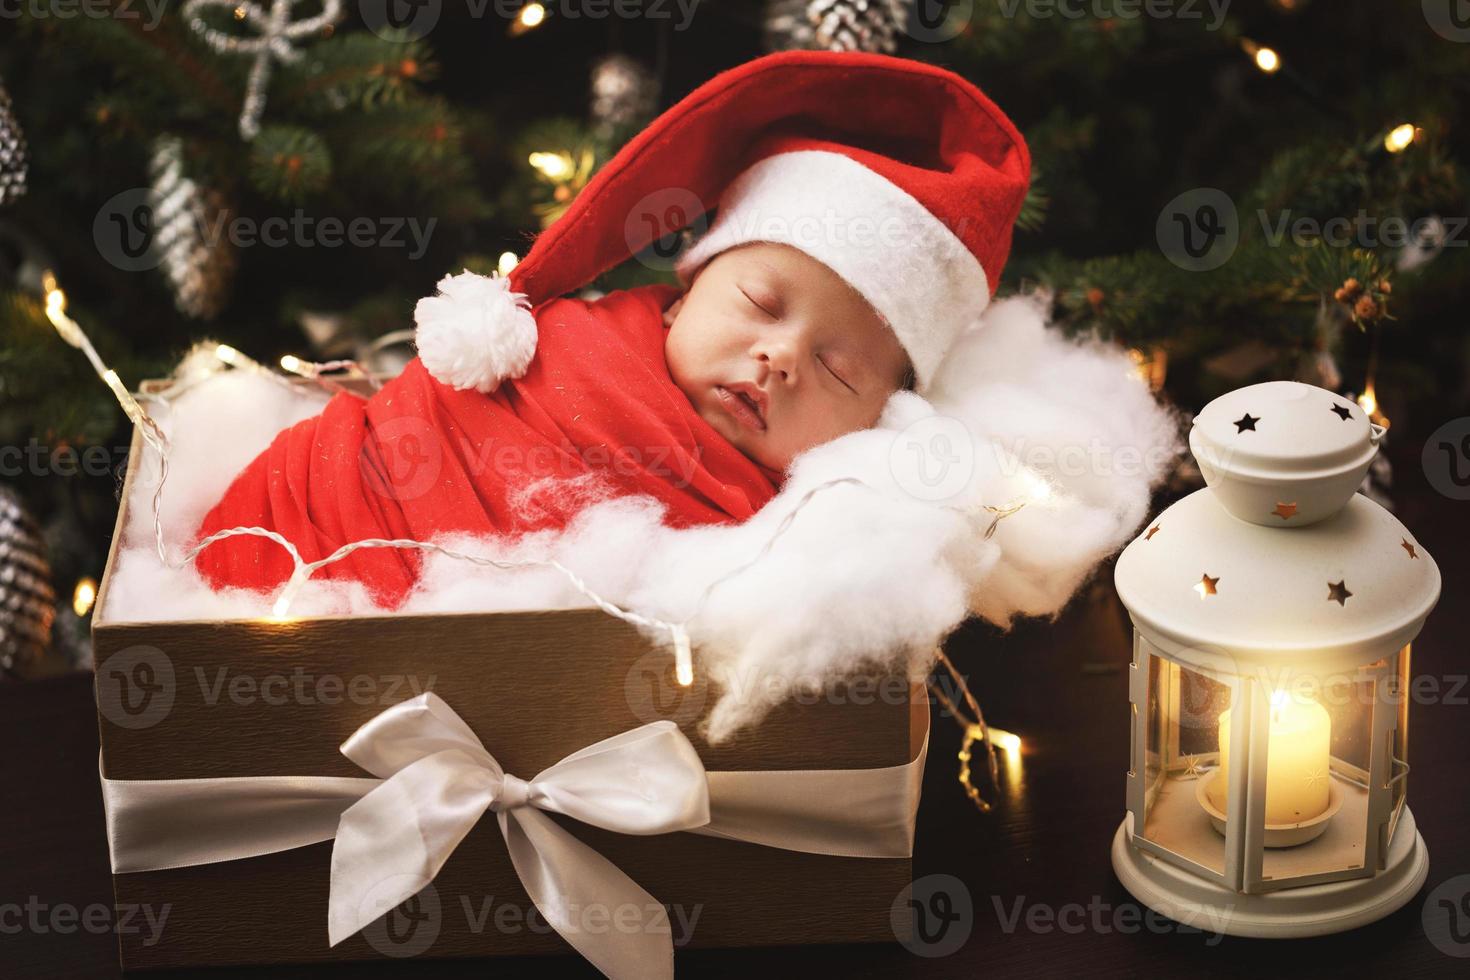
[193,49,1030,608]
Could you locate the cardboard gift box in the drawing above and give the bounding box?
[91,385,930,972]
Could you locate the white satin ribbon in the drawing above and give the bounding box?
[99,693,928,979]
[326,694,708,980]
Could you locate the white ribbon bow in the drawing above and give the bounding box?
[327,693,710,980]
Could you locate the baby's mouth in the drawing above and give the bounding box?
[715,384,767,433]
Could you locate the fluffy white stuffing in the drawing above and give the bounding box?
[414,270,537,393]
[99,295,1182,742]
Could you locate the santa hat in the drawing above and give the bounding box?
[414,50,1030,394]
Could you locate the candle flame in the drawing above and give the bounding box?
[1357,383,1389,427]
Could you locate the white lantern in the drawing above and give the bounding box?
[1111,380,1440,937]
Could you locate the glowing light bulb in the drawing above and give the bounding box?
[1384,123,1417,153]
[672,625,694,687]
[989,727,1022,754]
[510,2,545,35]
[279,354,308,376]
[528,151,572,181]
[1254,47,1281,73]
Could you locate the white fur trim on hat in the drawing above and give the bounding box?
[674,150,989,391]
[414,270,538,393]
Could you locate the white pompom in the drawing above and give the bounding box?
[414,270,537,393]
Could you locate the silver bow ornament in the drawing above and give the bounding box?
[327,693,710,979]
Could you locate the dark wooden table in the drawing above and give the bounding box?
[4,450,1466,978]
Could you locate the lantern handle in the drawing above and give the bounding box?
[1369,422,1387,446]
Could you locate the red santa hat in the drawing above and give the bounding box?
[414,50,1030,394]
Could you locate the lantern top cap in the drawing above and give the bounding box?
[1116,381,1438,673]
[1190,380,1384,526]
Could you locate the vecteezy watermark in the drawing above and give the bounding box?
[624,649,709,726]
[94,187,437,273]
[1424,874,1470,958]
[988,0,1231,31]
[625,652,926,726]
[1422,417,1470,501]
[625,186,710,273]
[360,0,703,42]
[1156,187,1239,272]
[1423,0,1470,43]
[1258,211,1468,251]
[96,645,442,730]
[892,874,973,957]
[0,440,130,478]
[96,645,177,731]
[0,0,168,29]
[991,894,1230,945]
[887,413,1177,505]
[364,415,707,504]
[1157,187,1468,271]
[0,897,171,947]
[356,879,702,959]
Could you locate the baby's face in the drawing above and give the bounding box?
[664,242,911,472]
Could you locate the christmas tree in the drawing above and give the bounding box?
[1,0,1466,672]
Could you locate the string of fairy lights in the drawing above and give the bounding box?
[43,269,1039,813]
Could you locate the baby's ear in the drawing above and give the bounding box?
[662,295,685,328]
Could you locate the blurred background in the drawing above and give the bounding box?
[0,0,1466,675]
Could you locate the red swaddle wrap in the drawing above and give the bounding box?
[193,283,783,608]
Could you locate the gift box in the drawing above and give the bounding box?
[91,385,930,974]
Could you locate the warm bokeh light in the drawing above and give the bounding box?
[1384,123,1417,153]
[73,577,98,617]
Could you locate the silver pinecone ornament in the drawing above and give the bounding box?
[148,135,237,319]
[0,79,29,207]
[764,0,908,53]
[0,486,55,680]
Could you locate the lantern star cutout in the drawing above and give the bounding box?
[1195,573,1220,599]
[1233,412,1259,433]
[1272,501,1299,520]
[1330,403,1353,421]
[1401,538,1418,559]
[1182,755,1206,778]
[1327,579,1353,606]
[1145,524,1161,541]
[1304,768,1326,789]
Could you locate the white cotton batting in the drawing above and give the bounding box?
[97,296,1183,743]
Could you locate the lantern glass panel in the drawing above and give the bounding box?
[1246,668,1376,890]
[1137,645,1232,878]
[1386,646,1411,850]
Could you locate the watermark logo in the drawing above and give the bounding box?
[907,0,973,43]
[0,897,171,946]
[96,645,176,730]
[989,0,1230,31]
[627,187,708,273]
[891,874,973,957]
[363,415,445,503]
[94,188,162,273]
[1157,187,1238,272]
[1423,417,1470,501]
[360,0,443,39]
[890,415,975,502]
[624,649,708,726]
[993,894,1230,943]
[359,878,442,958]
[1424,874,1470,957]
[1423,0,1470,42]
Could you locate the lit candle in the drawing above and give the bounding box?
[1206,690,1331,824]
